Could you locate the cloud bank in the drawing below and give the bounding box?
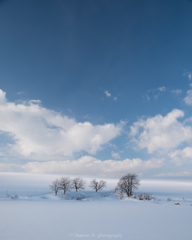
[0,156,164,177]
[155,171,192,177]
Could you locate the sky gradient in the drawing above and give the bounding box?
[0,0,192,177]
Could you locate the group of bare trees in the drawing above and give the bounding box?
[50,177,106,195]
[50,173,140,197]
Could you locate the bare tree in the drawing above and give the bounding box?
[59,177,71,194]
[115,173,140,197]
[89,179,106,192]
[49,179,60,195]
[129,174,140,196]
[71,177,86,192]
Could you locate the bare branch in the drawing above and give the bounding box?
[71,177,86,192]
[115,173,140,197]
[90,179,106,192]
[59,177,71,194]
[49,179,60,195]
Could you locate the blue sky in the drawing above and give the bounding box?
[0,0,192,177]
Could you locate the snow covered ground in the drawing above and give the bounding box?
[0,172,192,240]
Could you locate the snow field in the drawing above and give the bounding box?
[0,200,192,240]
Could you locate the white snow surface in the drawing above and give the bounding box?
[0,172,192,240]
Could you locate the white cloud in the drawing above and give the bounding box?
[105,90,111,97]
[183,70,192,81]
[0,156,164,177]
[28,99,41,104]
[158,86,166,92]
[114,97,117,101]
[169,147,192,166]
[171,89,182,94]
[130,109,192,154]
[0,89,124,159]
[111,151,120,159]
[184,90,192,105]
[155,171,192,177]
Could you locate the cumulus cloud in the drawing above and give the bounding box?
[130,109,192,154]
[184,90,192,105]
[158,86,166,92]
[28,99,41,104]
[155,171,192,177]
[0,89,124,159]
[169,147,192,166]
[114,97,117,101]
[0,156,164,177]
[111,151,120,159]
[105,90,111,97]
[183,69,192,81]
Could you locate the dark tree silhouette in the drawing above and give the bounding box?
[89,179,106,192]
[49,179,60,195]
[59,177,71,194]
[71,177,86,192]
[115,173,140,197]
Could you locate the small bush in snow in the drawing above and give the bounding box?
[117,192,124,200]
[138,194,143,199]
[167,198,172,202]
[11,192,17,199]
[76,196,85,200]
[144,193,152,200]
